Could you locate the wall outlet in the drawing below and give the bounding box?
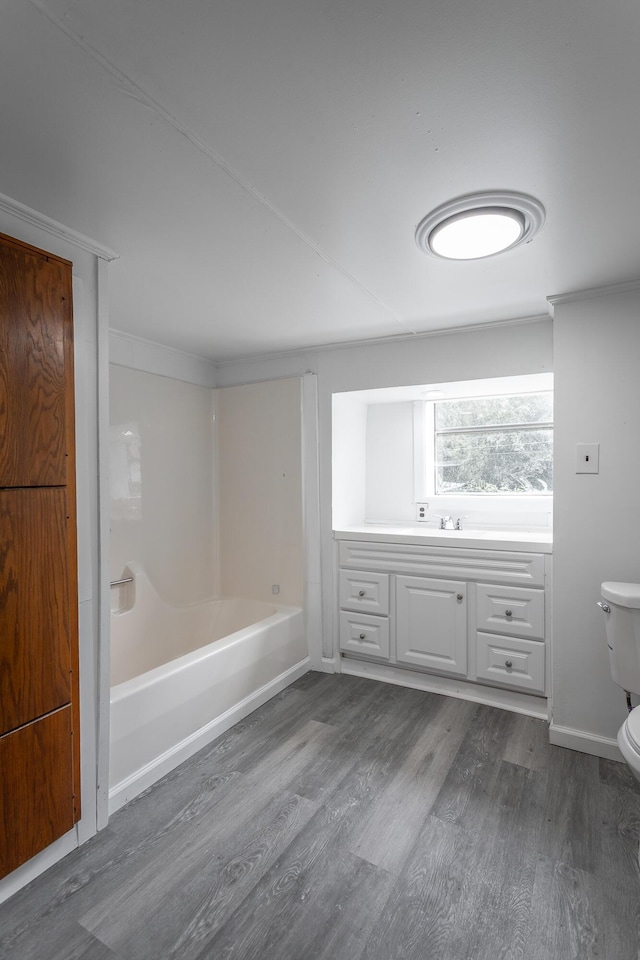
[576,442,600,474]
[416,502,429,521]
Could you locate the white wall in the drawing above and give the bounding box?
[331,393,369,528]
[215,317,553,663]
[217,378,304,607]
[365,402,415,523]
[551,288,640,749]
[109,365,217,604]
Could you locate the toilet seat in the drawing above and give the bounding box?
[625,706,640,753]
[618,707,640,783]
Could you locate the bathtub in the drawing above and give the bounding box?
[109,563,308,813]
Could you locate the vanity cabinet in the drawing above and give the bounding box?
[337,537,549,700]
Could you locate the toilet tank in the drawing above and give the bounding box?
[601,582,640,693]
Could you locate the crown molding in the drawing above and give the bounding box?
[0,191,119,261]
[214,313,551,368]
[547,278,640,308]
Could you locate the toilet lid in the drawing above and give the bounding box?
[626,707,640,753]
[601,582,640,608]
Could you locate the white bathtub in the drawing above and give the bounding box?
[109,563,308,812]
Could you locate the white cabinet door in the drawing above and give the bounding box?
[396,576,467,676]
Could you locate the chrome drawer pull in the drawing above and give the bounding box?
[359,633,366,640]
[505,609,512,617]
[358,589,366,597]
[456,593,463,601]
[505,660,513,668]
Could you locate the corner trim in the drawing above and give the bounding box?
[0,191,119,261]
[549,723,623,762]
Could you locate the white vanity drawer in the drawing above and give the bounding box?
[476,583,544,640]
[476,632,545,694]
[339,569,389,615]
[340,611,390,658]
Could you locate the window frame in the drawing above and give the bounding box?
[423,390,554,498]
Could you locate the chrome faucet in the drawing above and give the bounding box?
[437,515,468,530]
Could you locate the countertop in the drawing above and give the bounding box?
[334,524,553,554]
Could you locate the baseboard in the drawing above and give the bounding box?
[0,828,78,906]
[108,657,310,815]
[321,657,339,673]
[549,723,623,762]
[340,658,549,719]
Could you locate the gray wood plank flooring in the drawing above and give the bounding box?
[1,671,639,959]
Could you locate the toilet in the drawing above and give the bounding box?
[600,581,640,781]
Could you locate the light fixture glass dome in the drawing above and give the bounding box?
[429,208,524,259]
[415,191,545,261]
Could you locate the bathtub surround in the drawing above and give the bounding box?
[109,359,305,611]
[217,378,304,607]
[110,364,217,605]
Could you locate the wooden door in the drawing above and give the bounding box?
[0,233,79,879]
[0,242,71,487]
[0,488,71,733]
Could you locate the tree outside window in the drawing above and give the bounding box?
[433,393,553,494]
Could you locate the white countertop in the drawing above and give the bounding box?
[334,524,553,554]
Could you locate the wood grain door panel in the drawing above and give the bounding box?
[0,707,75,879]
[0,239,72,487]
[0,487,71,735]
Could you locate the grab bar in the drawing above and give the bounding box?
[110,577,134,587]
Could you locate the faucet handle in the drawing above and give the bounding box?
[455,516,469,530]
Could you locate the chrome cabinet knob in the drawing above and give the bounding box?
[358,589,366,597]
[505,660,513,668]
[359,632,366,640]
[457,593,463,601]
[505,609,512,617]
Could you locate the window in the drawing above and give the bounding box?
[429,392,553,495]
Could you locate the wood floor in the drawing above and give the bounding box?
[1,671,639,959]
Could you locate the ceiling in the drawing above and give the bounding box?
[3,0,639,361]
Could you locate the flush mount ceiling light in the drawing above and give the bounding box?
[415,191,545,261]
